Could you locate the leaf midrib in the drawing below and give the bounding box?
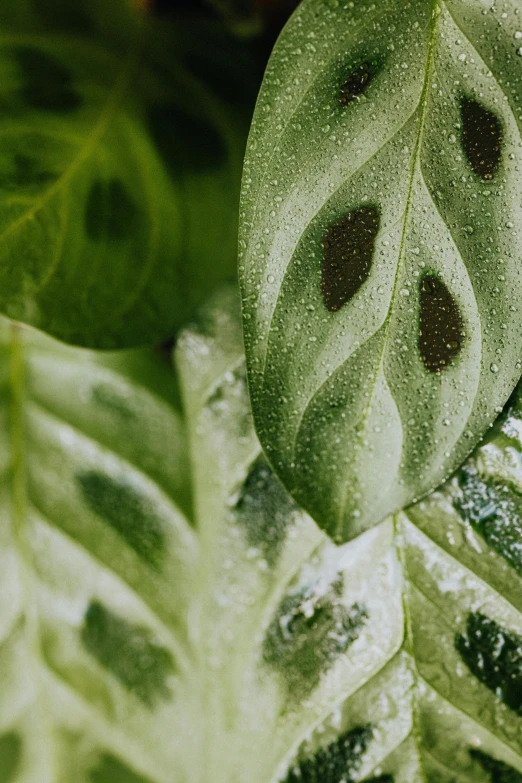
[332,1,441,538]
[262,2,440,529]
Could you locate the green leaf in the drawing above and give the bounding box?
[0,317,197,781]
[239,0,522,541]
[4,287,522,781]
[0,1,249,348]
[174,289,522,780]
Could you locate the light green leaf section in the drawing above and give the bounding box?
[176,290,522,782]
[239,0,522,541]
[0,0,248,348]
[177,290,522,782]
[4,288,522,781]
[0,318,197,782]
[175,288,404,783]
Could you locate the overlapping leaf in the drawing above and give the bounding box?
[0,0,250,348]
[4,288,522,781]
[184,291,522,782]
[0,319,196,782]
[178,291,522,781]
[239,0,522,541]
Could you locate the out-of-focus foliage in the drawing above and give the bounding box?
[0,0,256,348]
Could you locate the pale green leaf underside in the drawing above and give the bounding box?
[0,0,245,348]
[0,318,197,782]
[177,291,522,782]
[239,0,522,541]
[4,289,522,782]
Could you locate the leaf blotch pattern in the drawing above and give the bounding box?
[461,97,503,181]
[321,207,380,313]
[263,577,368,700]
[470,748,522,782]
[454,467,522,576]
[419,274,464,373]
[148,104,227,172]
[338,61,378,107]
[82,601,175,708]
[90,753,154,783]
[85,180,139,242]
[456,612,522,715]
[284,725,374,783]
[0,732,22,783]
[233,455,296,566]
[0,154,56,190]
[91,383,137,421]
[14,47,82,113]
[78,471,165,567]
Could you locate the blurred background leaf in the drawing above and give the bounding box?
[0,0,262,349]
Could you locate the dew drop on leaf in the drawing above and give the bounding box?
[321,207,380,313]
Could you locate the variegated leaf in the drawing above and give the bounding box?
[239,0,522,541]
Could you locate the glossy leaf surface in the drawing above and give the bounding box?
[4,289,522,781]
[239,0,522,541]
[179,291,522,781]
[0,0,249,348]
[180,291,522,781]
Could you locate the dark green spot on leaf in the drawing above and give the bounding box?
[454,467,522,576]
[419,274,464,372]
[14,47,82,112]
[456,612,522,714]
[85,180,138,242]
[461,97,502,181]
[82,601,174,708]
[0,154,56,190]
[234,455,296,566]
[91,384,137,421]
[0,733,22,783]
[263,576,368,700]
[90,754,154,783]
[148,104,226,172]
[470,748,522,783]
[321,207,379,313]
[338,61,377,106]
[78,471,165,567]
[284,725,374,783]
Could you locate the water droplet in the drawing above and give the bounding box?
[490,363,499,373]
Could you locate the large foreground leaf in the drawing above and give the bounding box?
[4,288,522,780]
[0,0,249,347]
[239,0,522,541]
